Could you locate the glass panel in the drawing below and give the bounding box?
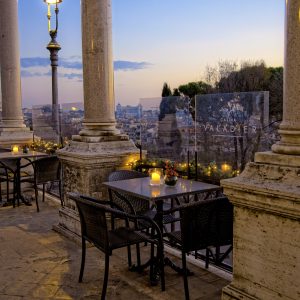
[115,103,141,144]
[32,103,84,145]
[60,102,84,143]
[195,91,269,181]
[32,104,61,143]
[138,96,193,175]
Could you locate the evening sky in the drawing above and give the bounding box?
[18,0,284,107]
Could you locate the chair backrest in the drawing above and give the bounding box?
[0,158,18,174]
[70,193,110,253]
[0,149,19,172]
[108,170,149,214]
[33,156,60,184]
[179,197,233,253]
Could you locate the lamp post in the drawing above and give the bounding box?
[44,0,62,144]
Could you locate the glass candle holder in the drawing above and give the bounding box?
[11,145,19,154]
[149,168,162,186]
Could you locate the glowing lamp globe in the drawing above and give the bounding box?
[44,0,63,4]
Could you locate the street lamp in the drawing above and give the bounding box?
[44,0,62,144]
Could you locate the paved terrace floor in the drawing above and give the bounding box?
[0,200,230,300]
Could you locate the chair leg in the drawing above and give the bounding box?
[12,177,16,208]
[205,248,210,269]
[215,246,220,265]
[101,253,110,300]
[34,185,40,212]
[11,180,15,208]
[149,242,155,283]
[159,243,165,291]
[136,243,141,269]
[15,177,20,207]
[0,180,2,202]
[6,177,10,202]
[127,245,132,268]
[79,237,86,283]
[42,184,45,202]
[182,252,190,300]
[111,215,115,230]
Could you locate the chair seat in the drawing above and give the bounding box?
[109,227,153,250]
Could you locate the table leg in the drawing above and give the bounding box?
[15,159,31,206]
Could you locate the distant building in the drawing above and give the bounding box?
[115,103,141,119]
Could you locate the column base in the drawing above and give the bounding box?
[52,206,82,244]
[0,119,27,129]
[0,127,33,147]
[221,152,300,300]
[271,142,300,155]
[80,122,120,137]
[272,127,300,155]
[72,133,128,143]
[55,138,139,241]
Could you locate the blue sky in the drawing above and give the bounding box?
[18,0,284,107]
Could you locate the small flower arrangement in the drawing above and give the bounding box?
[164,161,178,186]
[164,161,178,178]
[22,144,29,153]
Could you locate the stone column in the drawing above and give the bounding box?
[221,1,300,300]
[0,0,33,146]
[55,0,139,241]
[272,0,300,155]
[80,0,118,138]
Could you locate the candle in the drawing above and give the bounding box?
[150,168,161,185]
[151,172,160,185]
[12,145,19,154]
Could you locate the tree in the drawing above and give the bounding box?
[172,88,181,96]
[267,67,283,121]
[216,61,267,92]
[214,61,283,120]
[178,81,211,98]
[161,82,172,97]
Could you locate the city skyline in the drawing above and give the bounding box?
[18,0,284,108]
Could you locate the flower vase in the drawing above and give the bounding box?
[23,147,29,154]
[164,175,178,186]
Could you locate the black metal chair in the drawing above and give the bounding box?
[69,192,165,300]
[165,197,233,300]
[21,155,62,212]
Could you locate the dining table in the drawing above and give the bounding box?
[0,151,48,205]
[103,176,222,281]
